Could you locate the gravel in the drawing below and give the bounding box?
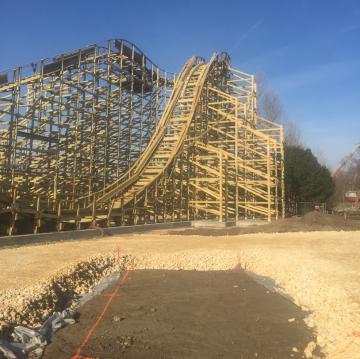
[0,229,359,358]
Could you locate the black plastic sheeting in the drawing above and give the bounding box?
[43,47,95,75]
[0,310,75,358]
[115,40,143,65]
[16,131,59,144]
[0,73,8,85]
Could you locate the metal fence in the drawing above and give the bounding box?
[287,202,326,216]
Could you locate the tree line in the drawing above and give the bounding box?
[256,77,335,212]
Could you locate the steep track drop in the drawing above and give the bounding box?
[0,40,284,235]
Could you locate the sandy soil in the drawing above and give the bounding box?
[0,215,360,358]
[44,269,320,359]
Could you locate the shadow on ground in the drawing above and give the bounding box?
[44,269,323,359]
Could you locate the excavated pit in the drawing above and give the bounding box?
[0,251,326,359]
[0,219,359,358]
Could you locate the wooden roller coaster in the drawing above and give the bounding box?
[0,39,284,236]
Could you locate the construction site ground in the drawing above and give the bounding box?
[44,269,318,359]
[1,213,360,358]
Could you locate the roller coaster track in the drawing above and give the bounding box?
[0,39,284,236]
[87,56,213,207]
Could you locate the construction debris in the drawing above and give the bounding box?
[0,309,75,358]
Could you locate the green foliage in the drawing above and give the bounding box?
[284,145,334,203]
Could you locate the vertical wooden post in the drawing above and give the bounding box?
[186,152,190,221]
[154,180,158,223]
[34,195,41,234]
[144,188,148,224]
[133,194,138,225]
[274,150,279,221]
[107,199,115,227]
[234,99,239,223]
[91,196,96,222]
[179,157,183,221]
[171,175,175,222]
[121,197,125,225]
[57,200,62,232]
[8,186,17,236]
[280,126,285,219]
[267,139,271,222]
[219,152,223,223]
[224,157,229,222]
[76,201,81,230]
[163,177,167,223]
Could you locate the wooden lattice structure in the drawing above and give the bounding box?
[0,39,284,235]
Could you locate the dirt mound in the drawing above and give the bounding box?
[302,211,355,227]
[170,212,360,237]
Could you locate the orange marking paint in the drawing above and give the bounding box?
[71,268,130,359]
[339,331,360,354]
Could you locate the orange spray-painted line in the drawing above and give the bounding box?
[339,331,360,354]
[70,268,130,359]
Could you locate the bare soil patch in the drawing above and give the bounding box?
[169,212,360,237]
[44,269,322,359]
[0,226,359,358]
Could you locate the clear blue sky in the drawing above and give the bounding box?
[2,0,359,168]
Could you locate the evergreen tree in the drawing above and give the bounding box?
[284,145,334,205]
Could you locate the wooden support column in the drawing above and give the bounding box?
[75,201,81,230]
[179,157,183,220]
[107,200,115,227]
[219,152,223,223]
[163,177,167,222]
[274,150,279,220]
[235,100,239,223]
[280,127,285,219]
[120,197,125,225]
[224,157,229,222]
[171,174,175,221]
[91,196,96,222]
[8,186,17,236]
[267,139,271,222]
[34,195,41,234]
[133,195,138,225]
[186,154,190,221]
[57,200,63,232]
[144,188,148,224]
[154,180,158,223]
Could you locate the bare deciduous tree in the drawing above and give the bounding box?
[282,117,302,147]
[256,74,283,122]
[256,75,302,147]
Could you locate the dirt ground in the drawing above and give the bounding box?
[169,212,360,237]
[44,269,321,359]
[0,213,360,358]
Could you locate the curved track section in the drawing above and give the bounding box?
[89,56,215,207]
